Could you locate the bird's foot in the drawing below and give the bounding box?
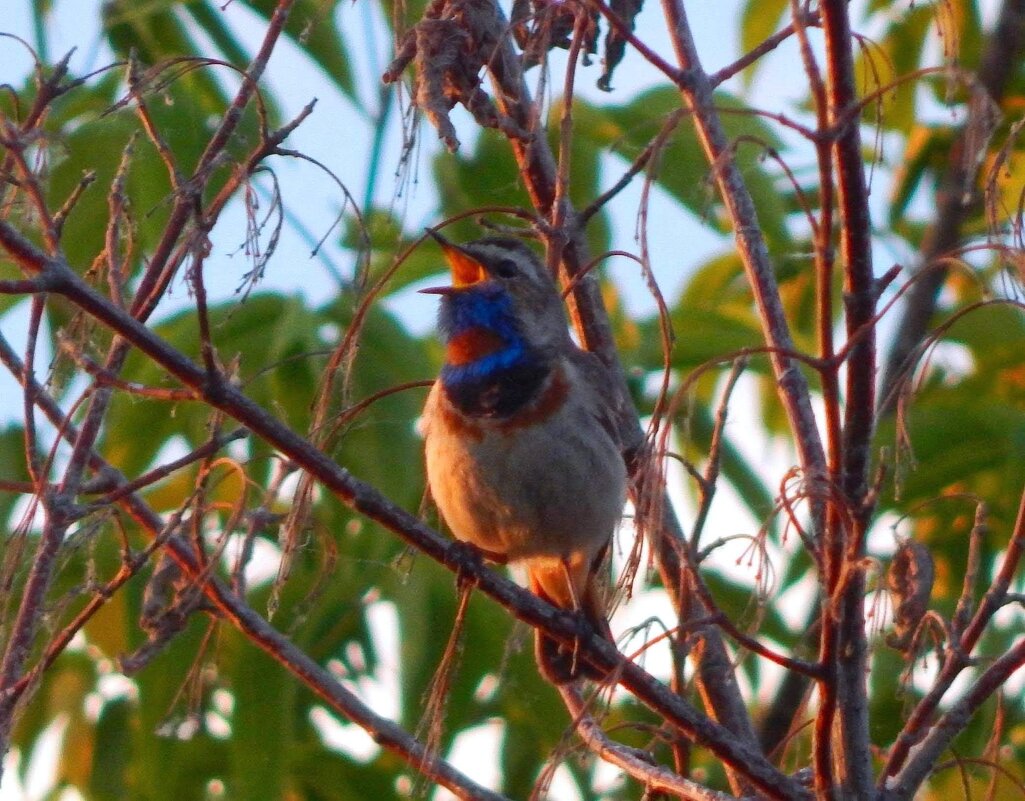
[537,609,618,685]
[447,540,510,593]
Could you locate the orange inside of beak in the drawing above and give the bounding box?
[440,242,488,287]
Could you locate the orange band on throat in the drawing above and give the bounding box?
[446,328,506,366]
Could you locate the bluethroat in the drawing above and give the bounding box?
[420,232,627,683]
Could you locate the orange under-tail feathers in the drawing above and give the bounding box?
[527,553,614,684]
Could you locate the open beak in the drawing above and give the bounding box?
[418,229,488,295]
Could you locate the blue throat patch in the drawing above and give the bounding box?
[439,283,518,339]
[438,286,549,417]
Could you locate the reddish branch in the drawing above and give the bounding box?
[780,4,845,785]
[636,0,830,788]
[817,0,878,796]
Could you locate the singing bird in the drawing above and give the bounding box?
[420,232,627,683]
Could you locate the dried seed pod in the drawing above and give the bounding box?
[383,0,529,151]
[886,538,935,652]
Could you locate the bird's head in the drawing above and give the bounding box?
[420,232,571,360]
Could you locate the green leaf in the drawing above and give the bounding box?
[499,677,572,797]
[434,130,529,229]
[321,296,431,509]
[703,570,790,648]
[688,403,777,534]
[927,0,983,103]
[44,67,257,304]
[89,698,133,801]
[182,2,253,70]
[100,293,327,478]
[665,305,763,373]
[882,383,1025,530]
[11,652,96,768]
[340,208,435,296]
[886,125,955,228]
[226,633,294,801]
[853,6,932,134]
[102,1,232,112]
[946,302,1025,361]
[596,88,791,248]
[129,616,230,801]
[243,0,356,104]
[0,425,30,527]
[739,0,789,87]
[290,744,399,801]
[547,99,613,255]
[435,117,611,263]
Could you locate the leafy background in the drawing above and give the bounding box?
[3,0,1025,799]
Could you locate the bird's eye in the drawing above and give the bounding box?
[494,258,518,279]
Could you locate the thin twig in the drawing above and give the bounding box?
[559,685,747,801]
[87,429,249,509]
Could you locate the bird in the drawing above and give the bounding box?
[419,230,627,683]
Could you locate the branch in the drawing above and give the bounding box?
[708,11,819,87]
[818,0,877,795]
[881,636,1025,801]
[636,2,832,787]
[558,686,755,801]
[129,0,296,322]
[653,0,828,494]
[881,482,1025,783]
[0,2,302,772]
[86,429,249,508]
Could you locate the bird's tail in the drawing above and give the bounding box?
[527,551,614,684]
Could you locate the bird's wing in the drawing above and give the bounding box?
[566,348,626,451]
